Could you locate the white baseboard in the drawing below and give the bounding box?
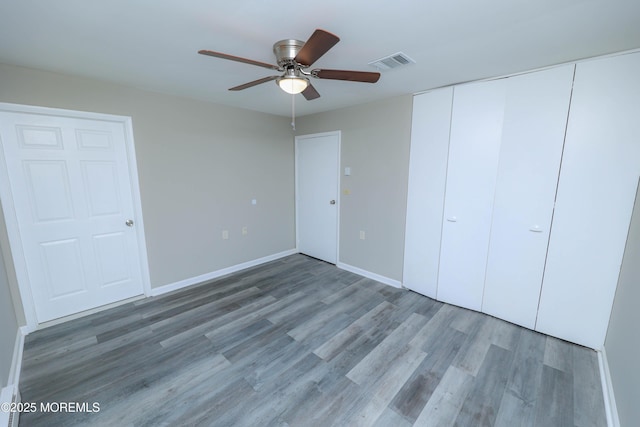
[1,328,25,427]
[598,348,620,427]
[150,249,298,297]
[19,324,35,335]
[0,386,13,427]
[8,329,24,391]
[337,262,402,289]
[0,385,19,427]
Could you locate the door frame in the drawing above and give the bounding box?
[0,102,151,331]
[294,130,341,264]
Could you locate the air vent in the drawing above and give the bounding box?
[368,52,416,71]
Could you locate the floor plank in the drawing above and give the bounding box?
[18,254,607,426]
[413,365,475,427]
[455,344,514,426]
[493,328,546,427]
[390,325,467,424]
[534,365,574,426]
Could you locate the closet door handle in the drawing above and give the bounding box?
[446,216,457,222]
[529,225,543,232]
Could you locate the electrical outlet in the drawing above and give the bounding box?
[242,226,248,236]
[222,230,229,240]
[359,230,365,240]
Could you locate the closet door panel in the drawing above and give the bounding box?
[481,65,575,329]
[536,52,640,349]
[403,88,453,298]
[438,79,507,311]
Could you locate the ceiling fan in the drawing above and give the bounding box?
[198,29,381,100]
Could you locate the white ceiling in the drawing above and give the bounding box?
[1,0,639,117]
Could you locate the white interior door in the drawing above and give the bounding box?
[437,79,506,311]
[295,132,339,264]
[481,65,575,329]
[0,106,147,323]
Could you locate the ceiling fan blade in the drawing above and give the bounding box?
[229,76,279,91]
[315,69,381,83]
[198,50,279,70]
[294,29,340,67]
[302,83,320,101]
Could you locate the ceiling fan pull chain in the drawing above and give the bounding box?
[291,93,296,131]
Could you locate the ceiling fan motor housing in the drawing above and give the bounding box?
[273,39,305,68]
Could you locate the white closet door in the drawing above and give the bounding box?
[536,52,640,349]
[437,79,507,311]
[481,65,575,329]
[403,88,453,298]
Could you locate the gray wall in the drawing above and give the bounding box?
[605,181,640,427]
[296,96,413,282]
[0,63,295,299]
[0,219,19,388]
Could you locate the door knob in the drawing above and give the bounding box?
[125,219,134,227]
[329,200,336,205]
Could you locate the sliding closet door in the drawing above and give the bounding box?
[536,52,640,349]
[403,88,453,298]
[437,79,506,311]
[481,65,574,329]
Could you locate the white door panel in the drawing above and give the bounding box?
[296,132,339,264]
[40,238,87,298]
[23,160,75,221]
[481,65,575,329]
[93,231,131,287]
[438,79,507,311]
[0,109,145,322]
[81,161,122,216]
[403,88,453,298]
[536,52,640,349]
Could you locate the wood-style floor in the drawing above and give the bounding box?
[19,254,606,426]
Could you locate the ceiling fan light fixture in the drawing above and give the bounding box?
[277,75,309,94]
